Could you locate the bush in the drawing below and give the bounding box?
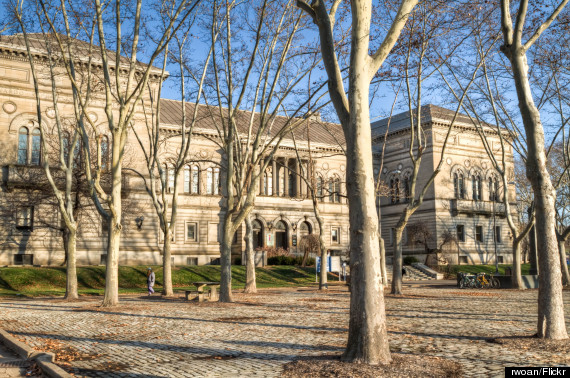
[268,256,315,266]
[403,256,419,265]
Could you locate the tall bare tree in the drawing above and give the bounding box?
[202,0,327,302]
[499,0,569,339]
[297,0,418,365]
[36,0,201,306]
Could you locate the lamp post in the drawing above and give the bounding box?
[493,195,498,274]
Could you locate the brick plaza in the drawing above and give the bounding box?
[0,283,568,377]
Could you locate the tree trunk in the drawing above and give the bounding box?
[219,216,233,302]
[511,241,524,290]
[315,208,328,290]
[558,240,570,287]
[379,237,387,286]
[162,228,174,296]
[391,228,404,295]
[64,228,78,300]
[102,216,120,307]
[244,215,257,294]
[341,26,391,362]
[510,53,568,340]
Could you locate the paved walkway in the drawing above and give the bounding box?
[0,285,568,377]
[0,342,29,377]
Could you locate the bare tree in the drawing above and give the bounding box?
[297,0,419,365]
[202,0,327,302]
[499,0,569,339]
[130,2,216,297]
[35,0,201,306]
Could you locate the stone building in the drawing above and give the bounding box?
[0,34,350,266]
[372,106,517,265]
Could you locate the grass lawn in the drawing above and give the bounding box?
[442,263,532,277]
[0,265,340,297]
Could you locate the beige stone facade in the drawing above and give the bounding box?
[0,35,350,267]
[373,106,517,265]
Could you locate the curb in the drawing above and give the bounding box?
[0,329,72,378]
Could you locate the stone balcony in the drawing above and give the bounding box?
[450,198,507,216]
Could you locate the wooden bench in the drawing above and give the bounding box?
[191,281,221,302]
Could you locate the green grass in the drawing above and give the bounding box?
[442,263,532,277]
[0,265,338,297]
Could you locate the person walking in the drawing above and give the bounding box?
[147,267,155,296]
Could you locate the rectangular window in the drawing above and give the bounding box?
[14,254,34,265]
[168,168,175,193]
[497,256,504,264]
[184,167,190,193]
[208,223,219,244]
[16,207,33,230]
[187,257,198,266]
[186,222,198,242]
[331,227,340,244]
[475,226,483,242]
[495,226,502,243]
[456,225,465,242]
[459,256,468,264]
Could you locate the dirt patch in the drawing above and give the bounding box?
[300,298,340,302]
[282,354,462,377]
[488,335,570,356]
[194,355,238,360]
[385,294,439,299]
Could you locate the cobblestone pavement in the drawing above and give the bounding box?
[0,283,569,377]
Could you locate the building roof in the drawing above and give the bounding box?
[159,99,346,149]
[0,33,159,74]
[371,104,495,140]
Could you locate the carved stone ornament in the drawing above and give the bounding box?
[446,158,452,165]
[46,107,56,118]
[382,168,388,174]
[340,164,345,172]
[2,101,17,114]
[464,159,471,168]
[482,162,487,169]
[322,162,329,170]
[88,112,98,122]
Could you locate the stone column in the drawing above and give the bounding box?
[272,158,277,197]
[296,159,300,198]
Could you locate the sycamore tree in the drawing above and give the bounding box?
[130,1,217,297]
[296,0,419,365]
[35,0,201,306]
[200,0,327,302]
[499,0,569,339]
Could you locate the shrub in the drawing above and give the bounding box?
[403,256,419,265]
[267,256,315,266]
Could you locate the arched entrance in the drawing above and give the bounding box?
[252,219,263,249]
[274,220,288,250]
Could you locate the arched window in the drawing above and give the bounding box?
[390,177,400,204]
[31,129,41,165]
[316,176,323,198]
[403,175,411,203]
[489,177,497,201]
[454,173,465,199]
[168,166,175,193]
[191,165,200,194]
[329,177,340,203]
[101,135,109,170]
[18,127,29,164]
[299,221,312,234]
[184,166,190,193]
[206,167,220,195]
[472,175,482,201]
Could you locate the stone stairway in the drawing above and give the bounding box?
[385,265,436,281]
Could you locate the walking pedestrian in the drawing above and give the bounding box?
[147,267,155,296]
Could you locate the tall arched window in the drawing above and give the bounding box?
[329,177,340,203]
[472,175,482,201]
[316,176,323,198]
[403,175,410,203]
[206,167,220,195]
[184,166,190,193]
[454,173,465,199]
[101,135,109,170]
[191,165,200,194]
[489,177,497,201]
[394,178,400,203]
[31,129,41,165]
[18,127,29,164]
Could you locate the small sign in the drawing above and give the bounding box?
[266,233,274,247]
[292,235,297,246]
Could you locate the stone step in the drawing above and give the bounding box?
[384,265,437,281]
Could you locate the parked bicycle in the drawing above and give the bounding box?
[457,272,500,289]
